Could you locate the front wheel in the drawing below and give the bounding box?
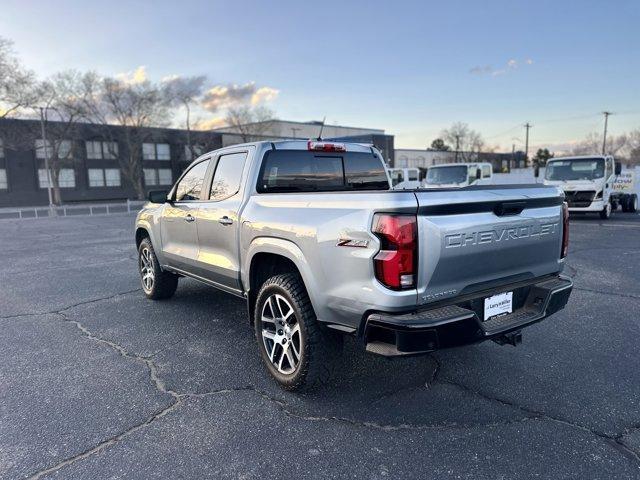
[138,237,179,300]
[254,273,338,391]
[599,202,612,220]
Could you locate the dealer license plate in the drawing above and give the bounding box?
[484,292,513,321]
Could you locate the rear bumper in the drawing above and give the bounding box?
[363,275,573,357]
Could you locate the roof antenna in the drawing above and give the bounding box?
[317,116,326,140]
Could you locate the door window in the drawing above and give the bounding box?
[210,152,248,201]
[175,159,210,201]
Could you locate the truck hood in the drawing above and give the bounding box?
[543,179,603,191]
[422,182,466,189]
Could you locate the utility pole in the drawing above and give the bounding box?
[602,111,612,154]
[454,135,460,162]
[39,107,54,210]
[524,123,532,166]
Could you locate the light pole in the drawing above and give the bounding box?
[39,107,54,209]
[602,111,612,154]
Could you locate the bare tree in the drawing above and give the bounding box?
[37,71,90,204]
[79,74,172,199]
[162,75,207,159]
[571,131,627,156]
[625,129,640,166]
[224,105,276,142]
[440,122,485,161]
[0,37,38,119]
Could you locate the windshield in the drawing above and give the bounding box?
[545,158,605,181]
[426,166,468,185]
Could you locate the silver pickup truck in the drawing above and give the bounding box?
[135,140,572,390]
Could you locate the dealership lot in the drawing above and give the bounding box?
[1,212,640,479]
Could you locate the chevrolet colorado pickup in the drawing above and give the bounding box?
[135,140,573,390]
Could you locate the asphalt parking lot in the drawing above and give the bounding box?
[1,211,640,479]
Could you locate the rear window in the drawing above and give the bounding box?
[257,150,389,193]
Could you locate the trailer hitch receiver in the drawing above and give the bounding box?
[492,330,522,347]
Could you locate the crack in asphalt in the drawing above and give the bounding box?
[573,286,640,300]
[23,290,640,477]
[437,375,640,466]
[0,288,142,320]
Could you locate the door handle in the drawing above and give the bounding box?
[218,216,233,226]
[185,214,195,223]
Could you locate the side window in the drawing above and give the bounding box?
[210,152,248,201]
[175,159,210,201]
[408,170,418,181]
[482,165,492,178]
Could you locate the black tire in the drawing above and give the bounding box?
[599,202,612,220]
[254,273,339,391]
[138,237,179,300]
[621,197,629,212]
[629,194,638,213]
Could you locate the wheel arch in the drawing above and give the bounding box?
[244,238,319,324]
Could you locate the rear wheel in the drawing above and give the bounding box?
[254,273,338,391]
[628,194,638,213]
[138,237,179,300]
[599,202,612,220]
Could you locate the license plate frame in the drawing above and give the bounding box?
[483,291,513,321]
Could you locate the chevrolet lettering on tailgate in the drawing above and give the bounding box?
[444,221,559,249]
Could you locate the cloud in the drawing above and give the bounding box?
[469,65,493,75]
[116,66,147,85]
[201,82,279,112]
[251,86,279,105]
[469,58,533,77]
[193,117,227,130]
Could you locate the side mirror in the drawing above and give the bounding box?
[615,162,622,175]
[534,165,540,178]
[148,190,170,203]
[476,168,482,180]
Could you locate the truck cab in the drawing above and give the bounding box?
[423,162,492,189]
[387,167,422,189]
[543,155,624,219]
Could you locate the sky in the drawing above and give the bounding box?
[1,0,639,152]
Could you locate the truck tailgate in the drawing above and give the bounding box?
[414,185,565,306]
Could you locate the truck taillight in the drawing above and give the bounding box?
[562,202,569,258]
[307,141,346,152]
[372,214,417,290]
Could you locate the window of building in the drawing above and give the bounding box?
[143,168,173,186]
[86,141,102,159]
[0,169,7,189]
[0,138,4,158]
[86,141,118,160]
[38,168,75,188]
[184,144,205,162]
[210,152,247,201]
[88,168,121,187]
[36,139,73,159]
[142,143,171,161]
[175,160,211,201]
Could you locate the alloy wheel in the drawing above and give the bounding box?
[260,294,301,374]
[139,247,155,293]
